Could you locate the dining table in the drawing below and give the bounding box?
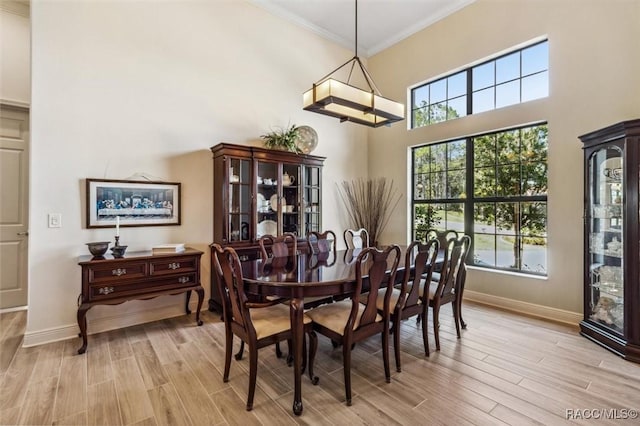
[241,247,412,415]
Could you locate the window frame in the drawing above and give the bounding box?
[411,122,548,276]
[410,40,548,129]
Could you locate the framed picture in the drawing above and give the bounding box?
[86,179,181,228]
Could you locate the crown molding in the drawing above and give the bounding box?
[367,0,475,56]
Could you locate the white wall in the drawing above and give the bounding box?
[0,1,30,103]
[367,0,640,314]
[26,0,368,344]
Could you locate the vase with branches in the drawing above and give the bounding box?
[336,178,401,247]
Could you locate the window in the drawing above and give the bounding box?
[411,40,548,128]
[411,124,548,275]
[412,72,467,126]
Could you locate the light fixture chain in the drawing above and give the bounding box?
[355,0,358,58]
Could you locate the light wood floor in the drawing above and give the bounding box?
[1,302,639,425]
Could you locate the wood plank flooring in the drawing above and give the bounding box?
[1,303,639,425]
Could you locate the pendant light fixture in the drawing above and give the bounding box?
[302,0,405,128]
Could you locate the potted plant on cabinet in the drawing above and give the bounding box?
[261,124,302,153]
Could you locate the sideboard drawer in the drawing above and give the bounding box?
[87,261,148,283]
[88,273,198,301]
[150,256,199,276]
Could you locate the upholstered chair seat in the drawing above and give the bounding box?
[250,303,312,339]
[306,300,382,335]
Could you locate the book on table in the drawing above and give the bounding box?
[152,243,185,254]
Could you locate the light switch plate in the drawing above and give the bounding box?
[48,213,62,228]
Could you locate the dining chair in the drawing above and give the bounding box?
[306,245,401,406]
[303,231,338,307]
[374,239,439,371]
[259,232,297,261]
[424,228,458,252]
[343,228,370,249]
[211,244,318,410]
[307,230,337,255]
[258,233,297,359]
[424,235,471,351]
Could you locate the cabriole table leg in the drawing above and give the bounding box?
[77,304,91,354]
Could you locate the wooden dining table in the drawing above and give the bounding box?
[241,247,412,415]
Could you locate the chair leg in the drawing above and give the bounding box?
[421,305,430,356]
[393,317,402,372]
[307,331,319,385]
[275,341,283,358]
[223,329,233,382]
[342,340,352,406]
[382,324,391,383]
[452,302,461,338]
[286,339,293,366]
[458,297,467,329]
[433,304,441,351]
[301,336,307,375]
[235,340,245,361]
[246,344,258,411]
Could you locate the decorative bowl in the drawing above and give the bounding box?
[86,242,110,256]
[111,245,128,258]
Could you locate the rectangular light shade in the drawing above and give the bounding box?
[303,79,405,128]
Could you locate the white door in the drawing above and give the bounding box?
[0,104,29,309]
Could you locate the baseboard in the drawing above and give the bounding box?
[0,305,28,314]
[22,300,201,348]
[23,292,580,346]
[464,290,582,326]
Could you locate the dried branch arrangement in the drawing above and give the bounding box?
[337,178,401,246]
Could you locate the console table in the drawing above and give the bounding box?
[77,248,204,354]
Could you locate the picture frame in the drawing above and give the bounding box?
[86,178,181,228]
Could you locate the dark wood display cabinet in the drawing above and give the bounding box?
[579,119,640,363]
[77,248,204,354]
[209,142,325,313]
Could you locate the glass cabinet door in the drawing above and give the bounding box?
[282,164,301,237]
[304,166,322,235]
[256,160,279,238]
[587,146,624,333]
[228,158,251,243]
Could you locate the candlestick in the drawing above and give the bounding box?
[116,216,120,237]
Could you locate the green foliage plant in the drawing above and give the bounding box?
[260,124,301,153]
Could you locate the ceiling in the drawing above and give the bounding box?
[248,0,475,57]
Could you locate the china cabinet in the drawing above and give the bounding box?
[579,119,640,363]
[210,142,325,313]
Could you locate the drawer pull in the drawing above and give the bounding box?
[168,262,181,270]
[178,276,190,284]
[112,268,127,276]
[99,286,115,295]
